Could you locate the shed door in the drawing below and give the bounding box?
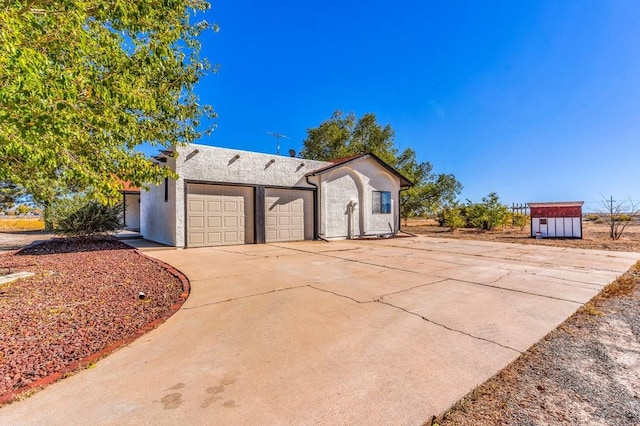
[265,188,313,242]
[187,184,254,247]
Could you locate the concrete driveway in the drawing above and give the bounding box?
[1,237,638,425]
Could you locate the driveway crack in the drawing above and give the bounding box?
[441,277,585,305]
[182,284,308,310]
[306,284,522,354]
[377,299,522,354]
[307,285,378,304]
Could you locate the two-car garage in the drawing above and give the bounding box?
[186,183,314,247]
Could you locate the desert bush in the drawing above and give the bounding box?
[16,204,31,215]
[45,195,123,237]
[442,204,466,232]
[465,192,509,231]
[512,212,529,230]
[585,214,601,222]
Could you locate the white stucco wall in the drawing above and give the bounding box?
[319,168,362,239]
[140,157,177,246]
[141,144,403,246]
[172,144,329,247]
[319,157,400,239]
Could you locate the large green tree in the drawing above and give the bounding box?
[0,1,216,204]
[301,111,462,220]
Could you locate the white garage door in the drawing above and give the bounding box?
[265,189,313,242]
[187,184,254,247]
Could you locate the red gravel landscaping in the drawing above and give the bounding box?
[0,238,187,400]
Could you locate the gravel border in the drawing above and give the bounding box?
[0,239,190,405]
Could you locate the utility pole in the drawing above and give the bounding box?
[609,195,616,239]
[610,195,615,216]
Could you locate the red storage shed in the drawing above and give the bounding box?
[528,201,583,239]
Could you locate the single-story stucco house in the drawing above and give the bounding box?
[138,144,412,248]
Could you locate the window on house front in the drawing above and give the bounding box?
[372,191,391,214]
[540,218,547,225]
[164,177,169,202]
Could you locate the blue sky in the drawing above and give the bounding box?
[184,0,640,210]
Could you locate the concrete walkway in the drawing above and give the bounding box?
[1,237,638,425]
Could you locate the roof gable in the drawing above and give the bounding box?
[307,153,413,187]
[307,153,414,188]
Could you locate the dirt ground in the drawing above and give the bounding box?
[404,219,640,425]
[404,219,640,253]
[0,231,53,252]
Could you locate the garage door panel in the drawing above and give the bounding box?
[207,232,222,244]
[265,189,313,243]
[187,184,254,247]
[278,230,291,240]
[207,200,222,212]
[224,231,242,243]
[224,200,239,212]
[279,216,290,226]
[190,216,205,228]
[189,199,204,212]
[207,216,222,227]
[189,233,204,245]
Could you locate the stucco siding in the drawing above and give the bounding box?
[320,157,400,239]
[321,168,362,239]
[363,165,399,234]
[140,180,177,246]
[140,155,177,246]
[141,144,404,246]
[175,145,328,187]
[171,144,328,246]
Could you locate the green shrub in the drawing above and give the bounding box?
[465,192,509,231]
[442,204,466,231]
[512,212,529,230]
[45,195,123,237]
[16,204,31,215]
[585,214,602,223]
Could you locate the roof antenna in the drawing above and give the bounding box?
[267,131,289,155]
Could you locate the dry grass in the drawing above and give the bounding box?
[0,218,45,232]
[576,260,640,318]
[594,260,640,302]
